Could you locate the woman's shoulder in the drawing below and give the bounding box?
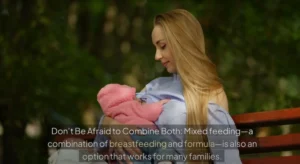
[145,74,179,90]
[147,76,172,85]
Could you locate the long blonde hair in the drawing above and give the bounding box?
[154,9,223,163]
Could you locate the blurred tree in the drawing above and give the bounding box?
[0,0,299,163]
[0,0,105,163]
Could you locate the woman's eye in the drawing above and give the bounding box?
[161,45,166,49]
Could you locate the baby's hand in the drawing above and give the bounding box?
[158,161,172,164]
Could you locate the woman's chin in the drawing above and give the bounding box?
[166,67,177,74]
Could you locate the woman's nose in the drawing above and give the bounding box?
[155,51,162,60]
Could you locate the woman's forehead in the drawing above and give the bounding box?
[152,26,165,44]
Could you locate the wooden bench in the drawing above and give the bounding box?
[232,107,300,164]
[54,107,300,163]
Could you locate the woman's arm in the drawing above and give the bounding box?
[101,115,115,127]
[93,114,143,164]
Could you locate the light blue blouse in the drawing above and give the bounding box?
[94,74,242,164]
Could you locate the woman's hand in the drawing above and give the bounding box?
[102,116,143,164]
[109,119,143,164]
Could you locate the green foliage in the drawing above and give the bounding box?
[0,0,299,163]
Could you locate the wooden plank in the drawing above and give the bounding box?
[232,107,300,128]
[242,155,300,164]
[239,133,300,154]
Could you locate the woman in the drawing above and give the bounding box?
[95,9,242,164]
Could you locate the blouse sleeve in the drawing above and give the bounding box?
[207,103,242,164]
[154,100,187,162]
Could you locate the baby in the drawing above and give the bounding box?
[97,84,175,164]
[97,84,168,129]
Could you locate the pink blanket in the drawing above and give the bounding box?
[97,84,163,129]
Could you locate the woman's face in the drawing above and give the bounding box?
[151,25,177,73]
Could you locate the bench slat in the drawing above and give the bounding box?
[232,107,300,128]
[242,155,300,164]
[239,133,300,154]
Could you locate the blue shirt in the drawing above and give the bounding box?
[94,74,242,164]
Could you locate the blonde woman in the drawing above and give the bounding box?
[95,9,242,164]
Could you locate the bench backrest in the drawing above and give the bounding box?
[232,107,300,164]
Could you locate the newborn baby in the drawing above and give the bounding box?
[97,83,169,129]
[97,84,174,164]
